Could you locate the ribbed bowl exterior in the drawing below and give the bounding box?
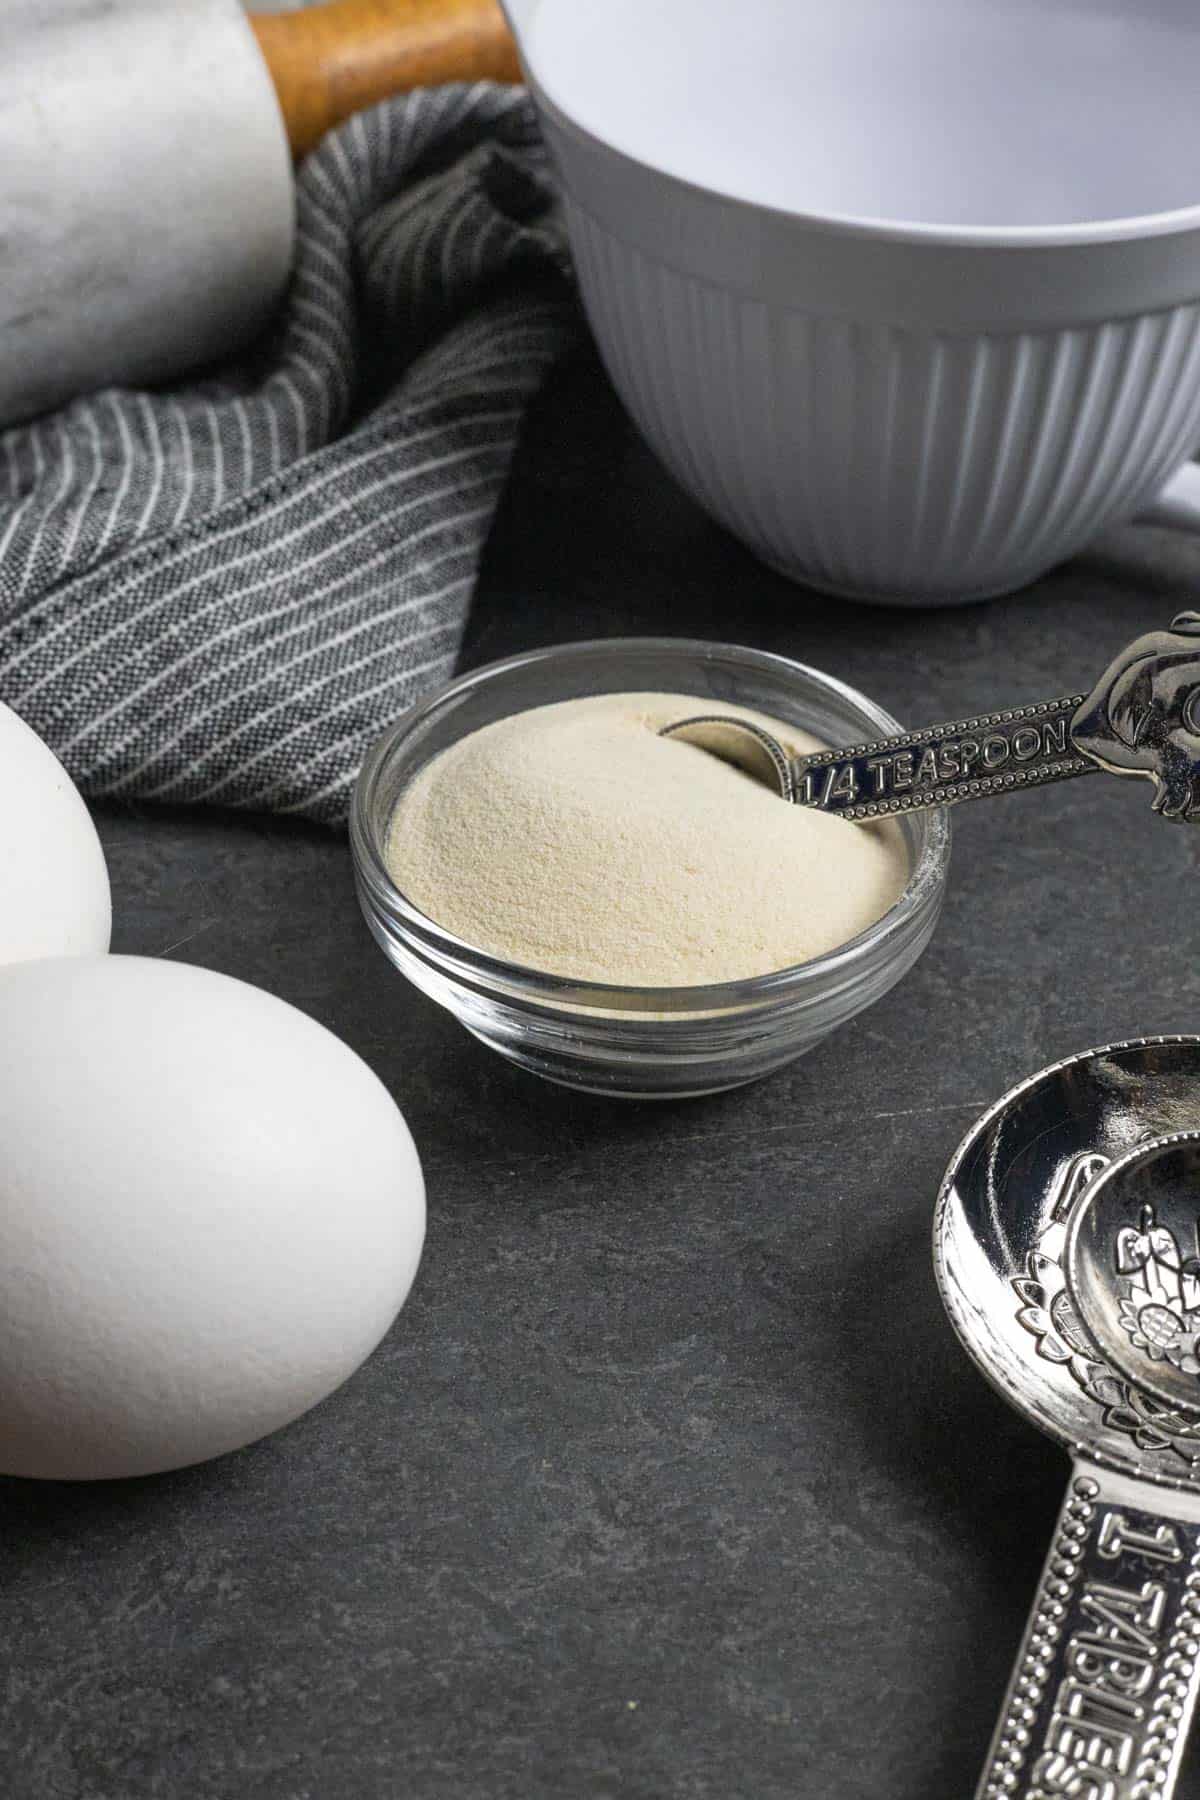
[525,67,1200,606]
[566,198,1200,603]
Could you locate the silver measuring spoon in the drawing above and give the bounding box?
[663,611,1200,823]
[936,1039,1200,1800]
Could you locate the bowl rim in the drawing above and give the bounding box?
[350,637,951,1014]
[529,65,1200,253]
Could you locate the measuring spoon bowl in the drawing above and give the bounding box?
[1065,1132,1200,1417]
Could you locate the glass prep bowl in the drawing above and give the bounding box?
[350,639,951,1098]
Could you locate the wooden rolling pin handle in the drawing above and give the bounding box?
[251,0,523,161]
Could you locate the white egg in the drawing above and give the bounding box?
[0,702,110,963]
[0,956,425,1480]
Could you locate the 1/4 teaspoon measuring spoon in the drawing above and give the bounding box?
[662,612,1200,823]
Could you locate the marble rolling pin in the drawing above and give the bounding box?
[0,0,520,428]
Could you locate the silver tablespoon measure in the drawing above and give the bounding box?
[937,1042,1200,1800]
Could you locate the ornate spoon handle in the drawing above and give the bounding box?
[977,1460,1200,1800]
[792,694,1093,821]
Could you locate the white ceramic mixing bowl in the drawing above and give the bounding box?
[505,0,1200,603]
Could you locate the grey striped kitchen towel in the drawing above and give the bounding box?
[0,83,576,824]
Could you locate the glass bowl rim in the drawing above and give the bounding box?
[349,636,951,1013]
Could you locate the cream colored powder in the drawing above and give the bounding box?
[385,693,910,987]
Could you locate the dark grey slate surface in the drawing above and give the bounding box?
[4,344,1200,1799]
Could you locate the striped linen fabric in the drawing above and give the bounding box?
[0,84,577,824]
